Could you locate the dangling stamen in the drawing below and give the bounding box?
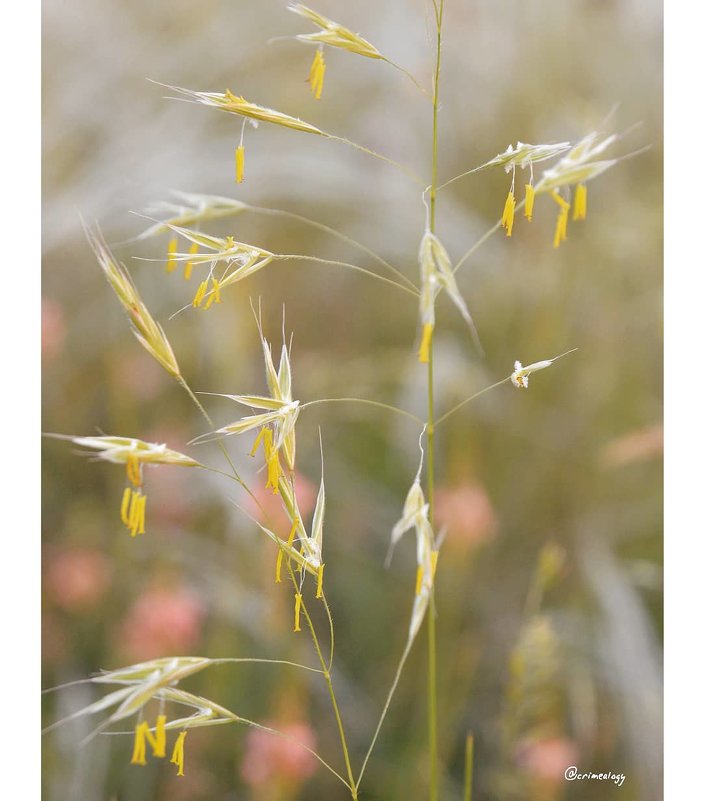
[308,47,326,100]
[184,242,198,281]
[166,237,178,273]
[203,278,222,310]
[293,592,302,632]
[550,191,571,248]
[572,183,587,221]
[250,427,267,457]
[192,280,208,308]
[263,428,280,494]
[120,487,132,526]
[170,730,188,777]
[130,722,148,765]
[418,322,433,364]
[430,551,439,579]
[524,183,535,222]
[501,168,516,237]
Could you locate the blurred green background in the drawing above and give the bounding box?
[42,0,662,799]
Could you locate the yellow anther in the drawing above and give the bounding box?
[166,237,178,273]
[275,520,298,584]
[152,715,167,758]
[418,322,433,364]
[316,563,325,599]
[572,183,587,221]
[501,190,516,237]
[293,592,302,632]
[126,454,142,487]
[170,730,187,777]
[430,551,439,579]
[130,722,148,765]
[120,487,132,526]
[192,280,208,308]
[249,426,267,457]
[415,565,425,596]
[553,207,570,248]
[262,428,280,494]
[235,145,245,184]
[184,242,198,281]
[308,48,326,100]
[524,183,535,222]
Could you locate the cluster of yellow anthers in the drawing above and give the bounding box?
[157,222,274,309]
[484,133,621,247]
[85,225,181,378]
[417,231,482,363]
[386,441,440,642]
[288,3,387,100]
[197,318,327,631]
[56,657,232,779]
[67,436,199,536]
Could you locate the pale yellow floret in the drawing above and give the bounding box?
[315,563,325,598]
[415,565,424,597]
[430,551,439,579]
[308,48,326,100]
[418,322,433,364]
[170,731,187,777]
[524,183,535,221]
[235,145,245,184]
[294,592,302,632]
[501,191,516,237]
[184,242,198,281]
[572,183,587,220]
[120,487,132,526]
[166,237,178,273]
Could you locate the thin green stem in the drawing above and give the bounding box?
[300,397,424,426]
[276,254,419,298]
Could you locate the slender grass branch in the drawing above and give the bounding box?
[464,733,474,801]
[434,377,512,427]
[300,397,424,425]
[276,254,419,298]
[327,135,425,186]
[286,562,358,798]
[357,638,413,789]
[247,205,419,292]
[452,198,526,276]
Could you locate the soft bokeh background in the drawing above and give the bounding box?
[42,1,662,799]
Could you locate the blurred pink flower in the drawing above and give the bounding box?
[599,423,663,469]
[244,472,317,533]
[434,482,497,551]
[241,720,318,786]
[45,548,112,612]
[119,586,205,661]
[515,736,579,781]
[41,297,66,359]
